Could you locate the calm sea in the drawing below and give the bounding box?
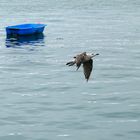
[0,0,140,140]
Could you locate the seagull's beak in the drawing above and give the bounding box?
[92,53,99,57]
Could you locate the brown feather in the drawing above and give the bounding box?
[75,53,85,70]
[83,59,93,81]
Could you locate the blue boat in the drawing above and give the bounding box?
[6,23,46,35]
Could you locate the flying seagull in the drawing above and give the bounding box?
[66,52,99,81]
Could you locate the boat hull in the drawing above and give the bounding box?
[6,23,46,35]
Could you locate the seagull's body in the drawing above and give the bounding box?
[66,52,99,81]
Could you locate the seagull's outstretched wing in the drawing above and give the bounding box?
[83,59,93,81]
[66,60,76,66]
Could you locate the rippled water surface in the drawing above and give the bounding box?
[0,0,140,140]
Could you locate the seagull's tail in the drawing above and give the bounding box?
[66,61,75,66]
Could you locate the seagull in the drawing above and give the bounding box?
[66,52,99,81]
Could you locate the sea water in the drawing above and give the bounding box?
[0,0,140,140]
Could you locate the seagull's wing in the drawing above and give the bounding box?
[66,52,86,70]
[66,60,76,66]
[83,59,93,81]
[75,55,83,70]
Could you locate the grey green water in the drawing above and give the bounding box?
[0,0,140,140]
